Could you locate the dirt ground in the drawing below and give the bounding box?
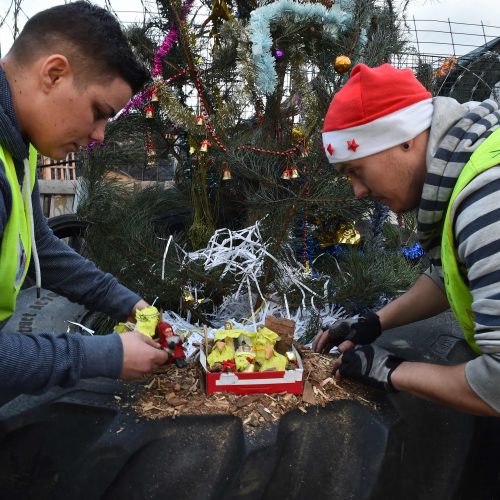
[127,348,380,432]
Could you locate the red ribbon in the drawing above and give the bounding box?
[221,360,236,372]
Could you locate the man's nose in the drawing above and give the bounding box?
[89,120,106,143]
[351,179,369,199]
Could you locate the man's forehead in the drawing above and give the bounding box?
[89,77,132,108]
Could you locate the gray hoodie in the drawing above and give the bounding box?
[0,65,141,403]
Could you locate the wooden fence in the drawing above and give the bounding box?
[39,180,76,218]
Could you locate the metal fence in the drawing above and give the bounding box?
[406,18,500,58]
[395,19,500,102]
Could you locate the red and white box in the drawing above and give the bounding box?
[199,346,303,395]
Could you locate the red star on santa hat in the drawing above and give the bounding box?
[347,139,359,152]
[326,144,335,156]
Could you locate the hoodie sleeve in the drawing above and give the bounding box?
[0,330,123,400]
[30,179,141,321]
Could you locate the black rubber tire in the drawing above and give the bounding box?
[47,213,89,257]
[47,213,89,239]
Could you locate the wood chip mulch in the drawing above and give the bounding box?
[125,348,380,432]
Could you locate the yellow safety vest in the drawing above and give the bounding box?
[0,145,37,321]
[442,128,500,353]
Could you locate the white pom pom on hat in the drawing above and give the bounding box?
[322,63,433,163]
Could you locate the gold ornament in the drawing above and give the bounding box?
[304,260,311,274]
[145,104,154,118]
[290,166,300,179]
[200,140,211,153]
[334,55,351,75]
[335,222,361,245]
[291,126,305,143]
[281,168,291,180]
[183,287,195,304]
[222,164,233,180]
[196,115,204,126]
[151,88,158,102]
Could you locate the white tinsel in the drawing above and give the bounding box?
[182,220,320,305]
[161,220,347,352]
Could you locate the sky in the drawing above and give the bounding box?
[0,0,499,57]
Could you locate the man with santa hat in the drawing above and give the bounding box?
[313,63,500,416]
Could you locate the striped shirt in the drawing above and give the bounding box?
[417,97,500,411]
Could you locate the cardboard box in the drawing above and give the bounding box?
[199,345,303,395]
[265,316,295,354]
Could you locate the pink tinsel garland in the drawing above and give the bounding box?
[152,27,179,77]
[122,0,195,117]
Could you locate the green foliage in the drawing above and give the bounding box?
[77,144,194,311]
[313,242,423,313]
[76,0,421,329]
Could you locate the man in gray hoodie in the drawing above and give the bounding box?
[0,2,169,404]
[314,63,500,416]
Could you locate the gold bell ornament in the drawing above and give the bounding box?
[222,164,233,181]
[334,55,351,75]
[281,167,292,180]
[196,115,204,126]
[151,88,159,102]
[200,139,211,153]
[290,166,300,179]
[145,104,154,119]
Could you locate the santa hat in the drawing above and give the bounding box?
[322,63,433,163]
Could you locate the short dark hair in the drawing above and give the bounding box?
[9,1,149,94]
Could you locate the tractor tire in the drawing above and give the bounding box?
[1,316,500,499]
[48,213,89,256]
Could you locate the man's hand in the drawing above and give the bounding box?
[127,299,150,323]
[312,311,382,354]
[336,344,404,392]
[119,331,169,380]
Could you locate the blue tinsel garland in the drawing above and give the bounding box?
[249,0,352,95]
[402,242,425,261]
[296,236,425,265]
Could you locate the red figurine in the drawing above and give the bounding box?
[157,319,186,368]
[157,319,174,348]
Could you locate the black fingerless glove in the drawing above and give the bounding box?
[320,311,382,350]
[345,310,382,345]
[339,344,404,392]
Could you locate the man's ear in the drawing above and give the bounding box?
[39,54,72,92]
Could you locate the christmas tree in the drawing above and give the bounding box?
[77,0,423,340]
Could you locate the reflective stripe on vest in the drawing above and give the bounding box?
[0,145,37,321]
[442,128,500,354]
